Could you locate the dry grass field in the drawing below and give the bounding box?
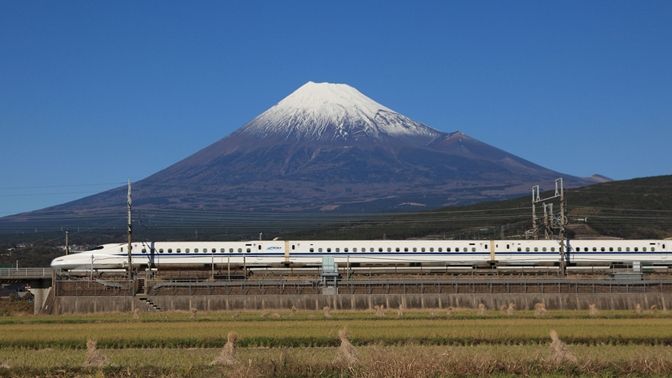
[1,309,672,377]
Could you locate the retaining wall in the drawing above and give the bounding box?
[53,292,672,314]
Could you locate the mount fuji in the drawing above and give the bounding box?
[3,82,595,227]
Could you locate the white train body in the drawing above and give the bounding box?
[51,239,671,270]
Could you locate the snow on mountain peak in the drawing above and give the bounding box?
[278,81,392,116]
[239,81,440,142]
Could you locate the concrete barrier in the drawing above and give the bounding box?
[28,287,51,315]
[53,292,672,314]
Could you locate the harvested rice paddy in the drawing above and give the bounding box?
[1,309,672,377]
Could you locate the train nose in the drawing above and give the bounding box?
[51,256,73,269]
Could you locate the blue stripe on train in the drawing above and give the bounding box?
[119,251,672,257]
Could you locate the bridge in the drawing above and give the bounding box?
[1,268,54,314]
[0,267,53,281]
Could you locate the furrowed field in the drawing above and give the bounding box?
[2,309,672,377]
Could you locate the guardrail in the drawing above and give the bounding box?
[0,267,53,279]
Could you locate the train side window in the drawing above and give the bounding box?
[228,248,233,253]
[471,248,476,252]
[609,247,613,252]
[634,247,639,252]
[378,248,383,252]
[219,248,224,253]
[643,247,647,252]
[438,248,442,252]
[142,249,147,253]
[326,248,331,253]
[336,248,340,253]
[177,248,182,253]
[592,247,597,252]
[185,248,190,253]
[506,244,510,249]
[168,249,173,253]
[551,247,555,252]
[344,248,349,252]
[194,248,199,253]
[318,248,323,253]
[463,248,468,252]
[663,244,666,249]
[246,248,251,253]
[447,248,451,252]
[421,248,426,252]
[211,248,216,253]
[120,247,123,252]
[584,247,588,252]
[626,247,630,252]
[292,245,296,250]
[413,248,417,252]
[534,247,538,252]
[395,248,400,252]
[517,248,522,252]
[617,247,622,252]
[405,248,409,252]
[542,247,546,252]
[258,245,262,250]
[651,247,655,252]
[238,248,242,253]
[430,247,434,252]
[309,248,314,253]
[159,249,164,253]
[352,248,357,252]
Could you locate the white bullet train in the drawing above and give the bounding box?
[51,239,671,271]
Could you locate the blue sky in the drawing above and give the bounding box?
[1,1,671,216]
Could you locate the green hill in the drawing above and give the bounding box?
[283,175,672,240]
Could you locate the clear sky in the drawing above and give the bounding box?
[1,1,671,216]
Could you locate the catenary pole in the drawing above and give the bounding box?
[127,180,133,280]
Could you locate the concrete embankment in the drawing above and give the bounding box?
[52,292,671,314]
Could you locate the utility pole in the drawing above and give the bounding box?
[558,178,567,276]
[65,231,70,255]
[127,180,133,281]
[530,185,540,240]
[527,178,568,276]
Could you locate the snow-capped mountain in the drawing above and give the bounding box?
[238,81,440,142]
[2,82,595,226]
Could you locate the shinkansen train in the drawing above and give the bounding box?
[50,239,671,271]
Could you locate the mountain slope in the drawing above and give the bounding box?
[284,175,672,241]
[1,81,594,230]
